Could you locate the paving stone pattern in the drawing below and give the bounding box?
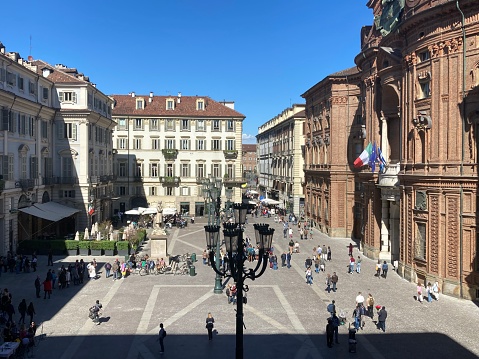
[1,215,478,359]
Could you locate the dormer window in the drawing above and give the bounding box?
[196,99,205,111]
[166,98,175,110]
[59,91,77,103]
[136,98,144,110]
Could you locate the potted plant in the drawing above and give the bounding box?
[78,241,90,256]
[116,241,130,256]
[90,241,103,256]
[65,240,78,256]
[102,240,115,256]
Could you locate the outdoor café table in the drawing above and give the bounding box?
[0,342,20,358]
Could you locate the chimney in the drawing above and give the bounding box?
[131,92,135,97]
[149,91,153,103]
[177,92,181,104]
[42,67,52,78]
[28,55,33,61]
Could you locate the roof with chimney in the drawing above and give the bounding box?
[31,60,92,84]
[111,94,246,118]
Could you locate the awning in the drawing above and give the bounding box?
[162,208,177,215]
[18,202,80,222]
[262,198,281,205]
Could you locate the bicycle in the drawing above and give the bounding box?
[179,253,190,262]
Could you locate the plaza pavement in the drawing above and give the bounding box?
[1,214,479,359]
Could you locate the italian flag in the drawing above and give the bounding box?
[354,142,372,168]
[88,203,95,216]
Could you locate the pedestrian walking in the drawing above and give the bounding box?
[300,228,304,240]
[305,267,313,285]
[322,245,327,260]
[356,256,362,273]
[286,252,291,269]
[205,312,215,340]
[314,256,320,273]
[416,282,424,303]
[34,276,41,298]
[331,272,338,292]
[381,261,388,278]
[281,252,286,267]
[327,246,332,261]
[347,243,353,256]
[47,250,53,266]
[89,300,102,325]
[326,318,334,348]
[104,262,112,278]
[331,312,340,344]
[432,281,440,300]
[348,256,355,274]
[43,277,52,299]
[18,299,27,324]
[327,300,336,317]
[366,293,375,318]
[325,273,332,293]
[309,228,313,240]
[5,301,15,324]
[377,306,387,332]
[375,260,381,277]
[27,302,35,324]
[426,282,433,302]
[158,323,166,354]
[288,227,293,239]
[31,255,37,272]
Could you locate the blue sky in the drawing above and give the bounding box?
[2,0,373,143]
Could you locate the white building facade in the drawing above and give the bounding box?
[257,104,306,216]
[111,93,245,216]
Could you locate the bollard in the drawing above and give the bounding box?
[189,265,196,276]
[191,253,197,262]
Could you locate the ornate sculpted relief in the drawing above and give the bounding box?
[429,195,439,274]
[446,196,459,278]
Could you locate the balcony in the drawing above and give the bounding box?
[223,150,238,159]
[100,175,109,183]
[162,149,178,160]
[223,177,246,187]
[378,163,400,188]
[196,177,207,184]
[159,176,181,186]
[89,176,100,185]
[133,176,143,182]
[15,179,35,191]
[57,177,79,185]
[43,177,56,186]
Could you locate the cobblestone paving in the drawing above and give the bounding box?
[1,215,478,359]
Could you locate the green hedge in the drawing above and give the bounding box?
[116,241,129,251]
[102,241,116,250]
[65,240,78,250]
[89,241,103,250]
[78,241,90,249]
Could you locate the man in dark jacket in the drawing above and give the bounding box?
[378,306,388,332]
[326,318,334,348]
[34,276,41,298]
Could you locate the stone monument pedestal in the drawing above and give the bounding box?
[150,232,168,259]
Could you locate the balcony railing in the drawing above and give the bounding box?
[223,177,246,187]
[43,176,56,186]
[57,177,79,185]
[100,175,109,183]
[89,176,100,184]
[223,150,238,159]
[162,149,178,160]
[196,177,207,184]
[159,176,181,186]
[15,179,36,191]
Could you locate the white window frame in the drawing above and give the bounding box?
[196,120,205,131]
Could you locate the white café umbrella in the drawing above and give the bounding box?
[95,222,99,233]
[91,224,96,236]
[74,231,80,241]
[84,228,90,240]
[109,225,114,241]
[96,231,101,241]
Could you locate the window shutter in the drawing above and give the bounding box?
[73,124,77,140]
[59,92,64,102]
[43,87,49,99]
[1,109,8,131]
[59,190,63,198]
[3,156,9,179]
[58,123,64,139]
[0,68,5,82]
[72,190,76,198]
[188,164,191,177]
[73,92,77,103]
[30,117,36,137]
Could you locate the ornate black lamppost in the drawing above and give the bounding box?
[204,203,274,359]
